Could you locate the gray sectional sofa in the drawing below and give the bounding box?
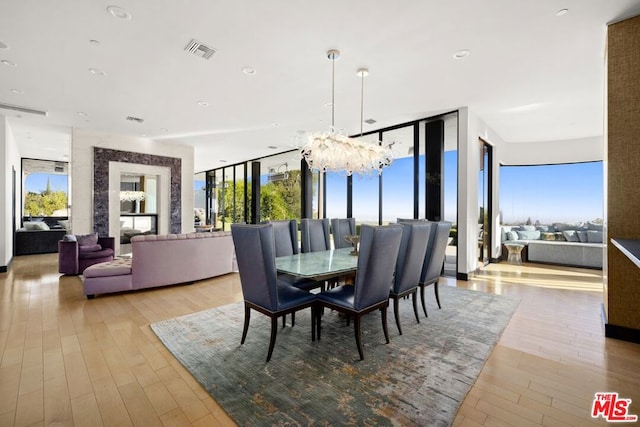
[501,222,604,269]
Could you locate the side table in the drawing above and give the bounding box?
[504,242,525,264]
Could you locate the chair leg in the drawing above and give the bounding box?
[354,315,364,361]
[316,305,322,340]
[393,297,403,335]
[411,291,420,324]
[241,305,251,345]
[291,312,296,327]
[282,315,286,328]
[434,282,441,309]
[266,316,278,362]
[381,307,390,344]
[420,284,428,318]
[311,306,316,342]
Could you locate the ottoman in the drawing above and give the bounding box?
[83,258,133,299]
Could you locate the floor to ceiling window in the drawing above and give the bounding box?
[499,161,603,226]
[382,126,415,223]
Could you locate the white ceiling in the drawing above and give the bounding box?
[1,1,639,172]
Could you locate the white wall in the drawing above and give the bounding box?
[501,136,603,165]
[457,108,506,277]
[71,129,194,236]
[0,117,21,268]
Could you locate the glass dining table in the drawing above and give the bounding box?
[275,247,358,280]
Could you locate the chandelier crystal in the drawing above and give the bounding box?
[301,50,393,176]
[119,191,146,202]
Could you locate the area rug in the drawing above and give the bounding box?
[150,285,519,426]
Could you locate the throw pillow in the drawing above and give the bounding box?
[24,221,49,231]
[536,225,551,232]
[58,220,70,230]
[576,230,588,243]
[554,232,566,241]
[62,234,77,242]
[587,230,603,243]
[587,221,603,231]
[77,233,98,246]
[541,232,555,241]
[562,230,580,242]
[521,225,537,231]
[506,231,519,241]
[516,230,541,240]
[79,244,102,253]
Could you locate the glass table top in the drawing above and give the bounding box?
[275,247,358,279]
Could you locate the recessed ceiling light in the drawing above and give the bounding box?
[10,89,23,94]
[242,67,256,75]
[0,41,8,50]
[141,134,147,137]
[324,102,333,108]
[364,118,377,124]
[160,128,168,132]
[272,122,280,127]
[89,39,100,45]
[453,49,470,59]
[1,59,17,67]
[197,101,209,107]
[89,67,106,76]
[16,114,22,119]
[77,111,87,116]
[556,8,569,16]
[220,160,227,163]
[268,145,278,149]
[107,5,132,20]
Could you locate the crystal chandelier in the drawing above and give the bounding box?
[119,191,146,202]
[301,50,393,176]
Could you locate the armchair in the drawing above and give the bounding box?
[58,234,115,275]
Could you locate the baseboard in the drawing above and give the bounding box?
[456,272,469,281]
[605,322,640,344]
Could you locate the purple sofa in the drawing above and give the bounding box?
[58,235,115,275]
[82,231,235,298]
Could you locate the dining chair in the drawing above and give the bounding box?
[267,219,321,326]
[419,221,452,317]
[331,218,356,249]
[390,222,431,335]
[230,223,317,362]
[316,224,403,360]
[300,218,331,253]
[268,219,299,256]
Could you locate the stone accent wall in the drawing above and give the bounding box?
[93,148,181,236]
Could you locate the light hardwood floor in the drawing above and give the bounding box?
[1,254,639,426]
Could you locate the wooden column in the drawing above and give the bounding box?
[605,14,640,343]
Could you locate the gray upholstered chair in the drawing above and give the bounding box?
[419,221,452,317]
[331,218,356,249]
[267,219,321,328]
[268,220,299,257]
[231,223,317,362]
[300,218,331,253]
[390,222,431,335]
[316,224,403,360]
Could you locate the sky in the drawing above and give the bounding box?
[25,173,68,193]
[499,161,603,224]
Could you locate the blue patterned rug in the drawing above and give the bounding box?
[151,285,519,426]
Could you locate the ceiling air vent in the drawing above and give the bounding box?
[0,102,47,116]
[126,116,144,123]
[185,39,215,60]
